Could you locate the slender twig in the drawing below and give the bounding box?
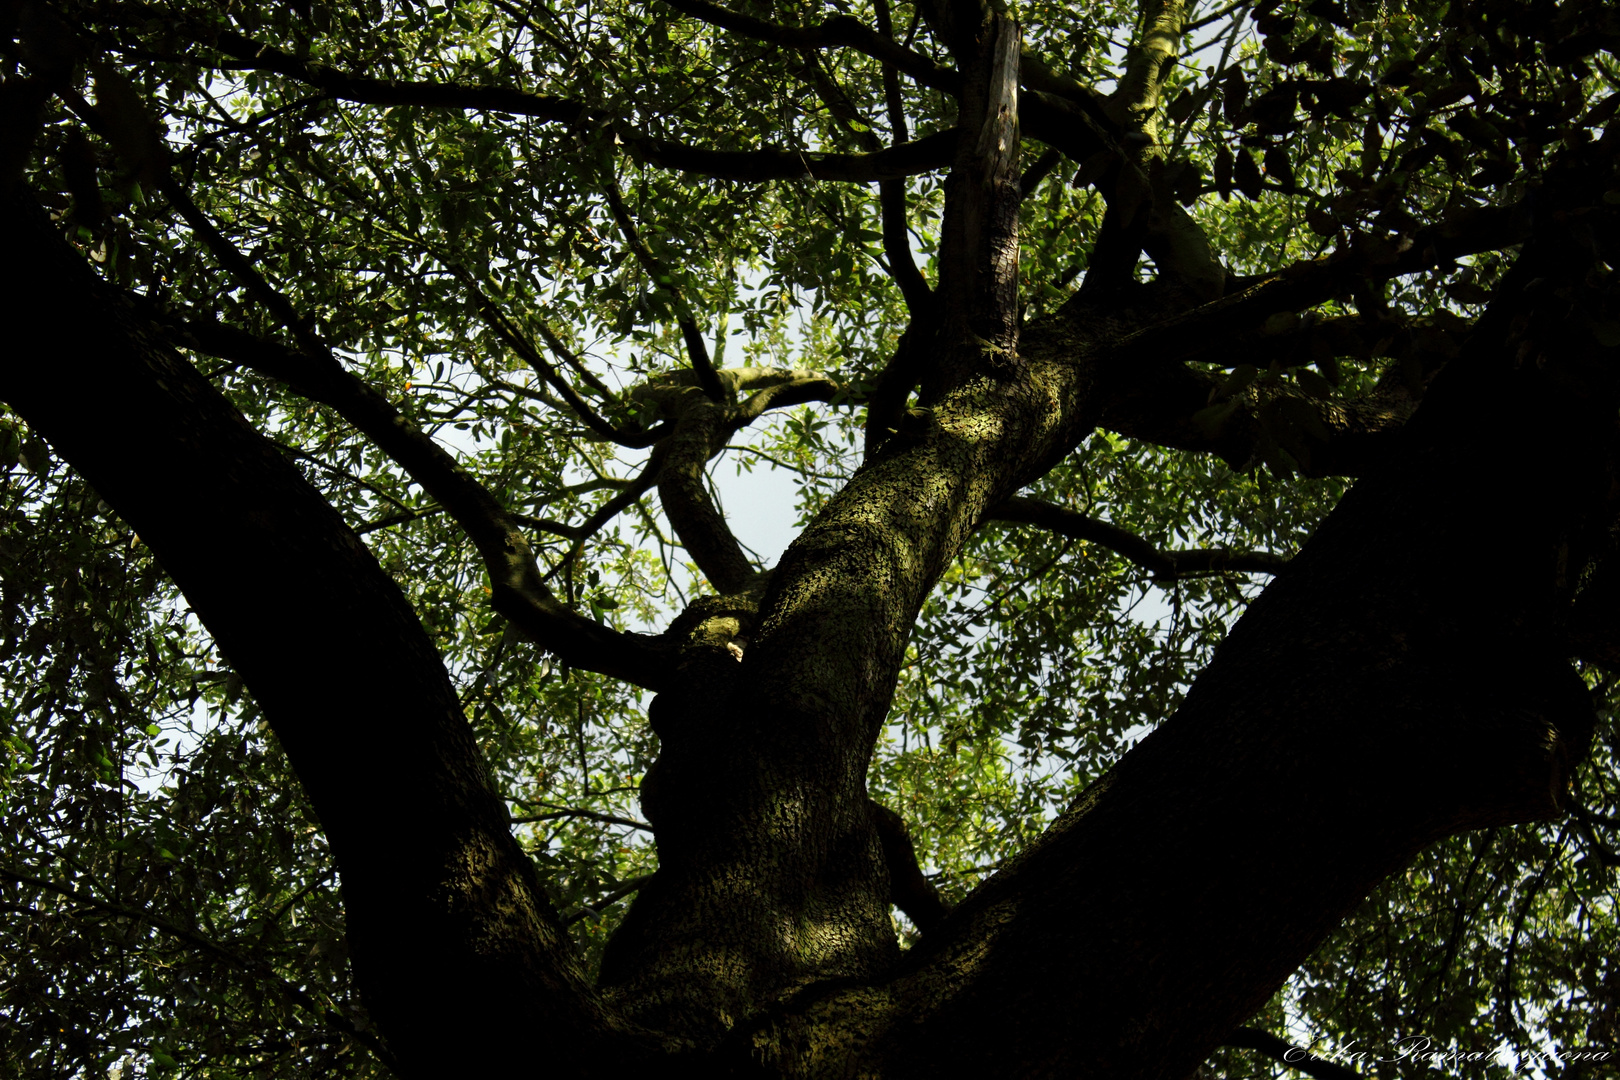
[600,182,726,403]
[451,267,634,443]
[356,504,444,535]
[1224,1027,1368,1080]
[509,807,654,832]
[563,874,655,925]
[540,451,665,585]
[984,497,1288,579]
[1184,0,1255,34]
[1496,824,1572,1035]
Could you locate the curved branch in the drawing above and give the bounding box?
[867,0,932,314]
[564,874,656,926]
[203,28,960,182]
[453,268,637,444]
[1094,354,1414,477]
[734,375,842,423]
[984,496,1289,579]
[1114,197,1536,368]
[870,799,950,933]
[657,0,961,95]
[659,400,759,594]
[164,312,677,690]
[58,76,673,683]
[1223,1027,1369,1080]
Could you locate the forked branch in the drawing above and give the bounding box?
[601,182,726,403]
[165,312,677,690]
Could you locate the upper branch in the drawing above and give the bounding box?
[453,268,645,444]
[55,70,675,686]
[167,313,678,690]
[657,0,961,96]
[1111,197,1535,368]
[627,367,842,595]
[1223,1028,1370,1080]
[985,497,1289,579]
[1094,349,1414,477]
[205,28,956,182]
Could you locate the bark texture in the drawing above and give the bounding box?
[5,19,1618,1075]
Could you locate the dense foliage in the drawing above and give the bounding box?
[1,0,1617,1075]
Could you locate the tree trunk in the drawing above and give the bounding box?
[729,180,1615,1078]
[4,134,1613,1079]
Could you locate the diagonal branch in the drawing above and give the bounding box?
[0,191,673,1071]
[200,28,958,182]
[450,266,646,444]
[984,497,1289,579]
[1110,0,1186,136]
[1112,196,1536,369]
[657,0,961,95]
[1092,352,1415,477]
[658,400,759,595]
[797,46,932,314]
[81,20,955,182]
[626,368,840,593]
[540,450,667,585]
[1223,1027,1370,1080]
[165,312,677,690]
[870,0,933,313]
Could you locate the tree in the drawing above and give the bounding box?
[1,0,1618,1074]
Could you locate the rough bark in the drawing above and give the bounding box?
[6,14,1617,1073]
[713,156,1619,1079]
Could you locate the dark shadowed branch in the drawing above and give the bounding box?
[1111,197,1536,370]
[195,27,961,182]
[1223,1027,1368,1080]
[52,79,673,684]
[451,268,642,444]
[871,0,932,314]
[657,0,961,95]
[984,496,1289,579]
[564,875,657,926]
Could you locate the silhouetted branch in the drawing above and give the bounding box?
[658,0,960,94]
[1223,1027,1367,1080]
[984,496,1289,579]
[563,875,656,926]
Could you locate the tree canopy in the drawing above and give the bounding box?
[1,0,1618,1076]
